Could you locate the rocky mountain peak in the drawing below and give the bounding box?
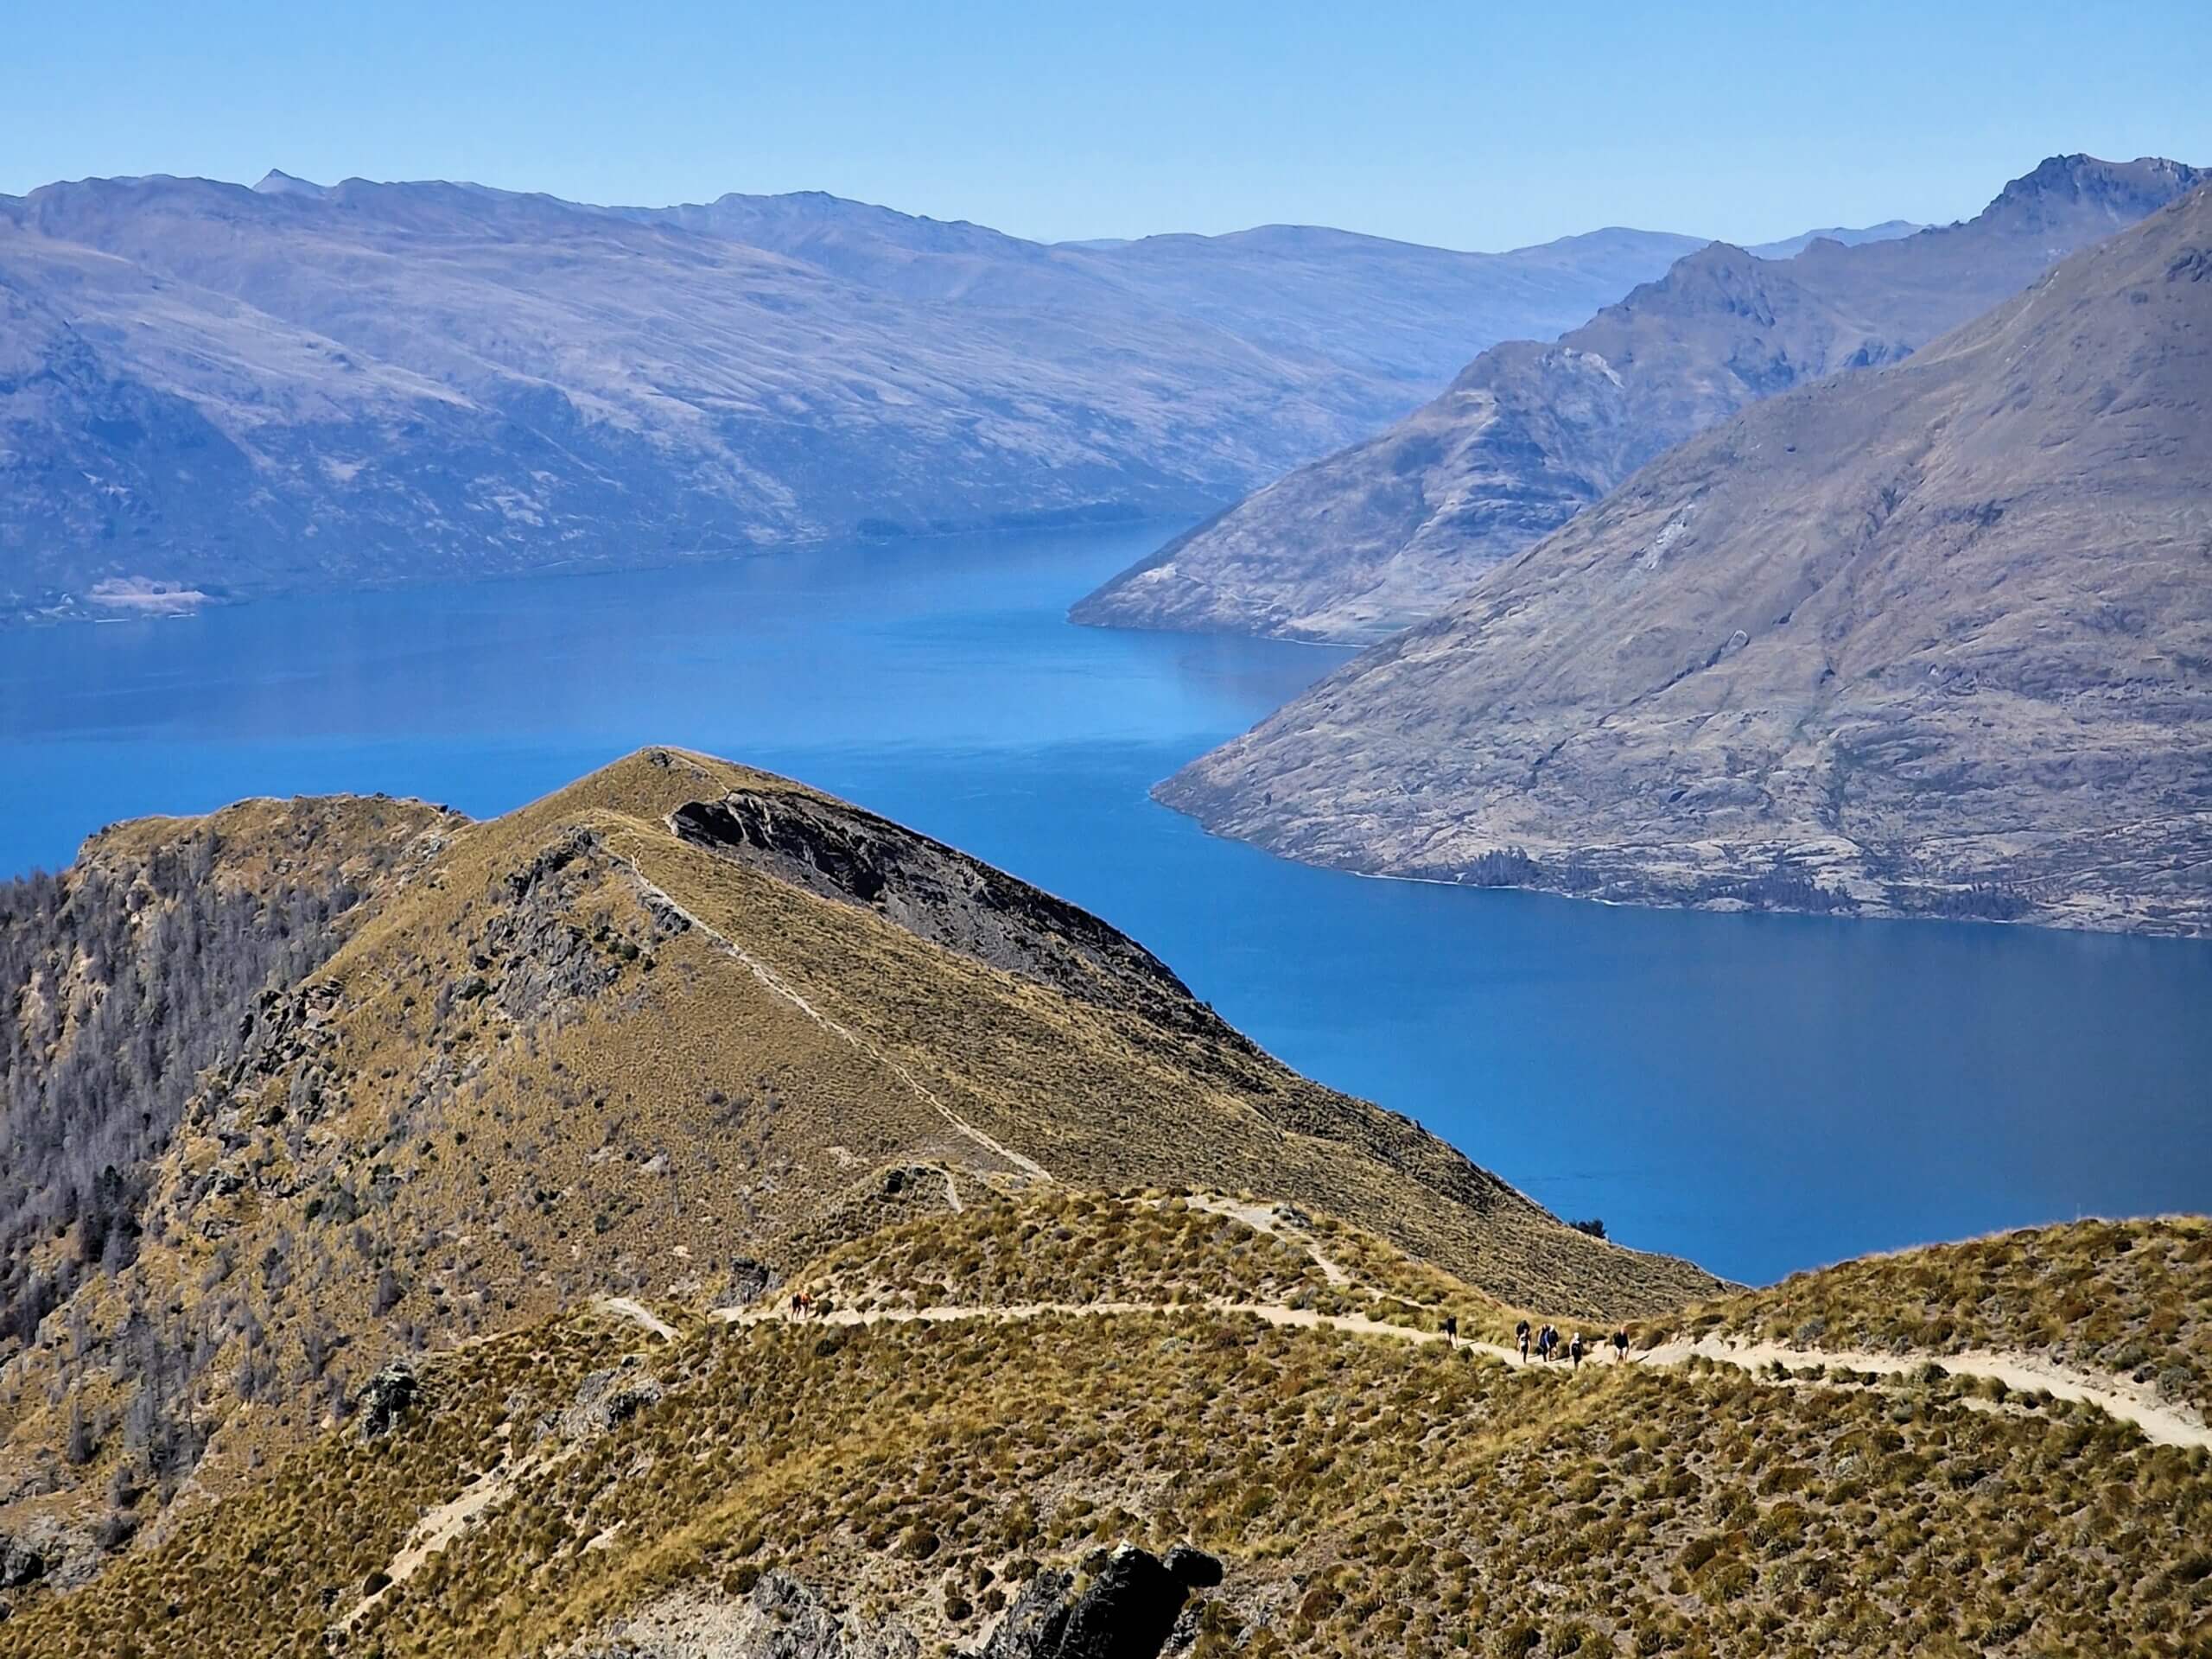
[1984,153,2208,230]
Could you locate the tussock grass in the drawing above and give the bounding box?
[1693,1217,2212,1412]
[10,1197,2207,1659]
[5,749,1715,1560]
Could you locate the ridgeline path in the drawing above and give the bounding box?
[709,1295,2209,1450]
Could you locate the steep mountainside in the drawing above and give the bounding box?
[4,1191,2204,1657]
[1160,185,2212,935]
[0,174,1701,620]
[1074,155,2204,642]
[0,749,1717,1582]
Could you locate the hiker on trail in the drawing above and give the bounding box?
[1569,1332,1586,1370]
[1516,1319,1531,1363]
[1442,1313,1459,1346]
[1612,1328,1630,1363]
[1538,1324,1557,1363]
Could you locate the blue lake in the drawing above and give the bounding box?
[3,520,2207,1285]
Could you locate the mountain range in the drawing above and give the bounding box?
[0,174,1716,619]
[1073,155,2205,643]
[0,754,2205,1656]
[1158,182,2212,936]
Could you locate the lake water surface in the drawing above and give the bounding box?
[3,521,2207,1284]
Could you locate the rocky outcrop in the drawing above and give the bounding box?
[0,1537,43,1592]
[668,790,1236,1039]
[557,1360,664,1440]
[976,1543,1224,1659]
[573,1573,923,1659]
[358,1363,419,1441]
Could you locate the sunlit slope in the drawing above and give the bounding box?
[0,748,1718,1580]
[1687,1216,2212,1414]
[8,1191,2203,1659]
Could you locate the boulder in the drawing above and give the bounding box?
[358,1362,419,1441]
[0,1535,45,1591]
[976,1543,1224,1659]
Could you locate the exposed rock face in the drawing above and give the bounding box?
[358,1363,419,1441]
[557,1359,664,1440]
[573,1572,922,1659]
[1160,185,2212,937]
[0,1536,42,1592]
[0,173,1703,620]
[976,1544,1223,1659]
[668,790,1224,1033]
[1074,155,2206,643]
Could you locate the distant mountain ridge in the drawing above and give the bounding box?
[1073,155,2205,643]
[1159,182,2212,936]
[0,173,1710,619]
[1746,218,1922,259]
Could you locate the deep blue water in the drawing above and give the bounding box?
[3,521,2208,1285]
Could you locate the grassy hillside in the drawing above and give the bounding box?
[0,749,1714,1581]
[6,1190,2204,1659]
[1689,1217,2212,1414]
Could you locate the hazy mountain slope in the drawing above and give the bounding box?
[0,175,1699,619]
[6,1193,2204,1658]
[1074,155,2205,642]
[1746,217,1922,259]
[1160,183,2212,935]
[0,748,1718,1576]
[622,190,1706,372]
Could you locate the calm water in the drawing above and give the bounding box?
[3,522,2208,1284]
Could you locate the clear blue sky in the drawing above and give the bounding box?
[9,1,2208,250]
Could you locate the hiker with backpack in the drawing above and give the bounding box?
[1569,1331,1586,1370]
[1516,1319,1531,1363]
[1612,1328,1630,1363]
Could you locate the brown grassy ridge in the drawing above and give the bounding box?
[3,747,1718,1559]
[6,1192,2206,1659]
[1682,1216,2212,1414]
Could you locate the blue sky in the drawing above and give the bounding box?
[9,1,2209,249]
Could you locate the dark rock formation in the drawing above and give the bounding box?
[0,1536,43,1591]
[668,791,1234,1041]
[977,1543,1223,1659]
[358,1363,419,1441]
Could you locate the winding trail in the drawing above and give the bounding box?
[596,1295,678,1343]
[712,1297,2211,1451]
[1177,1194,1354,1287]
[1641,1334,2212,1450]
[617,849,1054,1183]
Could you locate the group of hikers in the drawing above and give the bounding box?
[1433,1312,1631,1367]
[1513,1318,1630,1370]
